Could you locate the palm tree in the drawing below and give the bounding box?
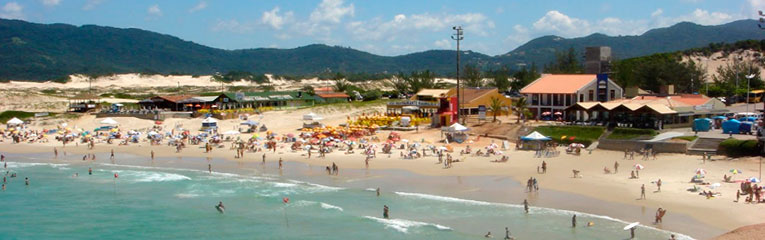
[489,97,505,122]
[513,96,528,123]
[333,78,352,93]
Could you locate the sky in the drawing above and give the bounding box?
[1,0,763,56]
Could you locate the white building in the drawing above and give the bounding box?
[519,74,623,119]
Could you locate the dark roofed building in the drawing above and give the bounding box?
[138,95,197,111]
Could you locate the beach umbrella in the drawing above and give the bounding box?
[730,169,743,174]
[633,164,644,170]
[695,168,707,175]
[748,177,761,183]
[708,183,721,189]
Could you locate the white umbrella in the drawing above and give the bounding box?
[100,118,118,125]
[633,164,644,170]
[695,168,707,175]
[708,183,721,189]
[400,139,409,143]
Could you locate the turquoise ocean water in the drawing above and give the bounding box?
[0,155,692,240]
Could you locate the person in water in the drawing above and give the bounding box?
[630,226,636,239]
[217,201,225,211]
[25,177,29,186]
[523,199,529,213]
[572,214,577,228]
[88,168,92,175]
[208,164,212,173]
[383,205,389,219]
[376,187,381,197]
[484,232,492,238]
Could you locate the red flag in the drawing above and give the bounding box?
[282,197,289,204]
[114,173,118,178]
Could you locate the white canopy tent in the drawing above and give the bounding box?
[448,123,468,132]
[202,117,219,123]
[6,117,24,127]
[303,112,324,121]
[100,118,118,125]
[521,131,551,141]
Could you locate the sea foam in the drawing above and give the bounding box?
[363,216,451,233]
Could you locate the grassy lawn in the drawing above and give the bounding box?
[672,136,698,142]
[606,128,658,140]
[534,125,605,146]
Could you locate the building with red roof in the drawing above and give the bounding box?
[520,74,623,119]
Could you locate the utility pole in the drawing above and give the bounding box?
[452,26,463,124]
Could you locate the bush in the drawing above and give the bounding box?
[0,111,35,124]
[718,139,761,157]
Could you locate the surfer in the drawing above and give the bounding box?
[523,199,529,213]
[216,201,225,213]
[484,231,492,238]
[383,205,389,219]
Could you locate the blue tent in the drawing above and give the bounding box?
[692,118,711,132]
[740,121,753,134]
[739,117,757,122]
[722,119,741,134]
[712,116,727,120]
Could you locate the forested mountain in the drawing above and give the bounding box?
[0,18,762,81]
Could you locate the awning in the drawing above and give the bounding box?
[448,123,468,132]
[521,131,551,141]
[100,118,118,125]
[202,117,218,123]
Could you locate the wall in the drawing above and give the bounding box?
[597,139,689,153]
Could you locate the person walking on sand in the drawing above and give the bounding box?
[262,153,266,164]
[572,214,576,227]
[523,199,529,213]
[151,150,155,160]
[541,161,547,174]
[656,179,662,192]
[54,147,58,158]
[614,161,619,173]
[640,184,646,199]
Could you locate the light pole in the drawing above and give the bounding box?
[452,26,463,124]
[746,73,755,116]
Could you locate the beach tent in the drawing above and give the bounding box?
[722,119,740,134]
[448,123,469,132]
[692,118,711,132]
[6,117,24,127]
[202,117,219,129]
[303,113,323,121]
[521,131,551,141]
[100,118,118,125]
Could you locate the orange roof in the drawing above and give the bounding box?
[520,74,596,94]
[629,94,710,106]
[317,92,349,98]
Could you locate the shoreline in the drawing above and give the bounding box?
[0,143,729,239]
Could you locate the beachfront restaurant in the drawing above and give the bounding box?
[565,94,728,129]
[138,95,197,111]
[68,93,100,112]
[210,91,316,110]
[386,88,512,127]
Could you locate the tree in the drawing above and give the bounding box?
[387,73,411,94]
[510,64,540,92]
[489,67,511,92]
[300,85,315,96]
[401,70,446,94]
[489,97,506,122]
[333,78,352,93]
[464,64,483,88]
[513,96,528,123]
[544,47,582,74]
[711,60,762,97]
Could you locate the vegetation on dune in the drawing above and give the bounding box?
[0,111,36,124]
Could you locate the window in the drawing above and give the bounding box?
[610,90,616,100]
[588,90,594,101]
[565,94,571,106]
[546,94,551,106]
[579,94,584,102]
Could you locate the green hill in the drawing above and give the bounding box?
[0,18,762,81]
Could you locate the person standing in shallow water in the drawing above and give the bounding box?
[383,205,389,219]
[523,199,529,213]
[572,214,576,227]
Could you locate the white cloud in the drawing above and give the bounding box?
[42,0,61,7]
[147,4,162,17]
[0,2,24,20]
[212,19,254,33]
[434,39,451,49]
[82,0,102,10]
[261,7,293,30]
[532,10,591,37]
[347,12,492,41]
[309,0,354,24]
[751,0,765,15]
[188,1,207,13]
[651,8,663,17]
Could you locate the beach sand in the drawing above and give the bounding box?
[2,112,763,239]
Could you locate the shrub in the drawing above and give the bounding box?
[534,126,605,147]
[718,139,761,157]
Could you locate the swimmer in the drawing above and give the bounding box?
[1,184,4,191]
[88,167,92,175]
[484,231,492,238]
[376,187,381,197]
[523,199,529,213]
[216,201,225,213]
[25,177,29,186]
[383,205,389,219]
